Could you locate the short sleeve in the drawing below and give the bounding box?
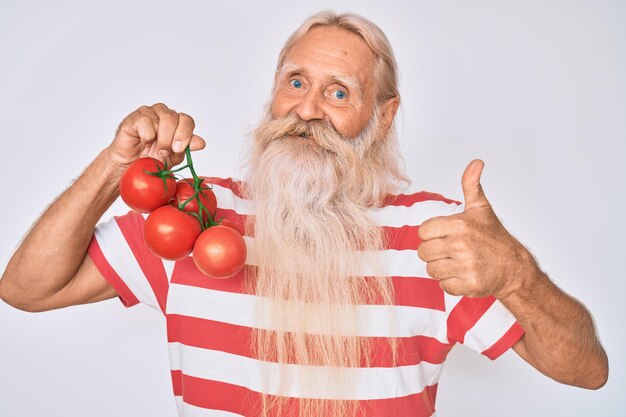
[445,293,525,360]
[87,211,170,314]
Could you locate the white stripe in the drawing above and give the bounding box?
[94,218,160,310]
[212,183,462,228]
[241,236,256,265]
[462,300,518,354]
[211,185,253,214]
[443,292,464,317]
[369,199,463,228]
[241,236,429,278]
[166,283,448,341]
[175,397,243,417]
[359,249,429,277]
[163,260,176,281]
[168,342,443,400]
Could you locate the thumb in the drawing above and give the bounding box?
[462,159,490,210]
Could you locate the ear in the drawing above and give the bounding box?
[380,97,400,135]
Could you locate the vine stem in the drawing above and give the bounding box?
[183,146,218,230]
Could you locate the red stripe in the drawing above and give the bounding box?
[388,276,444,310]
[384,191,461,207]
[167,314,452,367]
[87,236,139,308]
[171,258,252,293]
[203,177,247,199]
[482,322,525,360]
[356,276,444,310]
[214,207,249,236]
[446,296,496,344]
[384,225,421,250]
[170,372,438,417]
[172,369,183,395]
[171,260,443,310]
[114,212,170,314]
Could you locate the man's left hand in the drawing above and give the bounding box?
[417,159,538,298]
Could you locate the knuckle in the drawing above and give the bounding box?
[178,112,196,128]
[136,114,151,124]
[159,111,179,126]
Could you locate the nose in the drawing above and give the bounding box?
[294,89,325,121]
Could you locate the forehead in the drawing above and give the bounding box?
[282,26,374,89]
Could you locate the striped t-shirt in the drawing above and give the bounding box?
[88,177,524,417]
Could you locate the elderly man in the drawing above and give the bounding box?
[0,11,608,417]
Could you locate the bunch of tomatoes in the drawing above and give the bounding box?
[119,147,246,279]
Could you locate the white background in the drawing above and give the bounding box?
[1,0,624,416]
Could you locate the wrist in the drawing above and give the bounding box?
[495,246,546,302]
[102,147,131,181]
[76,148,127,206]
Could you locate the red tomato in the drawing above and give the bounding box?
[120,157,176,213]
[144,206,201,260]
[193,226,247,279]
[171,178,217,224]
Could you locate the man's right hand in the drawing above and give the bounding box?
[0,102,206,312]
[107,102,206,175]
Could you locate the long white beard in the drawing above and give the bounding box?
[242,108,405,417]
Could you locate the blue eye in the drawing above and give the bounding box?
[333,90,347,100]
[290,79,303,89]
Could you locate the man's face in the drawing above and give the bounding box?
[270,26,376,139]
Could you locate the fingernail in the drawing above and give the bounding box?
[172,141,183,153]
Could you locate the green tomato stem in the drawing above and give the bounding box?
[183,146,218,231]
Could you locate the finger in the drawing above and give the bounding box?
[461,159,490,211]
[425,258,456,281]
[171,113,196,154]
[136,105,160,133]
[417,238,451,263]
[151,103,180,159]
[134,114,157,146]
[418,216,455,241]
[437,277,464,296]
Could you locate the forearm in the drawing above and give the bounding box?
[0,148,123,308]
[500,258,608,389]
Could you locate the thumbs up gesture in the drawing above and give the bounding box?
[417,160,538,299]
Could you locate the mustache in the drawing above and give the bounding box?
[254,113,351,154]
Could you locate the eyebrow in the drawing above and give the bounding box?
[276,63,364,97]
